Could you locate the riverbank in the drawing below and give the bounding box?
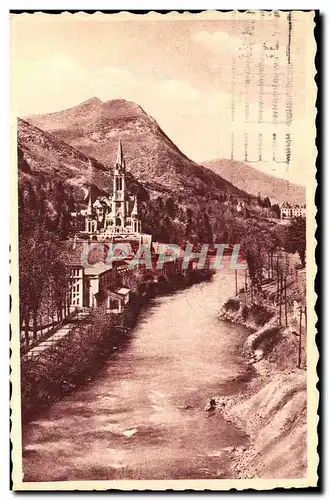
[216,278,307,479]
[22,267,255,482]
[20,268,213,424]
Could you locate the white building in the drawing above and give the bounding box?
[280,202,306,219]
[69,265,84,307]
[66,240,132,311]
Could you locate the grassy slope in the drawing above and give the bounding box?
[205,158,306,205]
[18,117,148,203]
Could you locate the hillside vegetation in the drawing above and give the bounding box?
[18,118,148,207]
[205,158,306,205]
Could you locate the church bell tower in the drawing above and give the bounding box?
[112,139,126,228]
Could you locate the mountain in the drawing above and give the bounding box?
[17,118,148,205]
[204,158,306,205]
[25,98,245,199]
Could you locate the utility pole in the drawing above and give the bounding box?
[276,256,279,303]
[285,252,289,277]
[284,276,288,326]
[278,272,282,327]
[235,269,238,296]
[298,306,303,368]
[245,268,248,291]
[267,252,270,279]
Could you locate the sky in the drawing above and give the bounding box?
[11,12,316,186]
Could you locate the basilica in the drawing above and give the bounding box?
[78,140,142,239]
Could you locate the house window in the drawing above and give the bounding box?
[109,299,120,310]
[71,268,80,278]
[70,274,82,306]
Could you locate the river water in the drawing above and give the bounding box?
[22,263,252,481]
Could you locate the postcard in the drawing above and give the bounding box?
[10,10,318,490]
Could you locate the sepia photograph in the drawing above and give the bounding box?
[10,10,318,490]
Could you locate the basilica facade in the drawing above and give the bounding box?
[82,140,142,237]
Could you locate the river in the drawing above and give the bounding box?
[22,263,252,481]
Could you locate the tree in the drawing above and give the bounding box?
[196,211,213,243]
[186,208,193,222]
[272,203,281,218]
[165,197,176,219]
[257,194,264,207]
[285,218,306,267]
[18,177,77,345]
[240,221,277,288]
[263,196,272,208]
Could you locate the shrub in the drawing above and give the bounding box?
[225,298,240,312]
[250,304,274,326]
[242,305,249,321]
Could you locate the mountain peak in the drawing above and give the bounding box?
[102,99,147,119]
[80,97,103,106]
[23,99,245,199]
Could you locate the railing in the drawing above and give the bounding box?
[20,308,79,355]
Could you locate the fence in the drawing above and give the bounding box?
[234,255,307,369]
[20,308,79,355]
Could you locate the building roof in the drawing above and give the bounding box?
[84,261,113,276]
[291,204,306,209]
[94,196,112,208]
[113,260,131,270]
[281,202,306,209]
[107,287,130,300]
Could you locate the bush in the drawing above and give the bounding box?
[225,298,240,312]
[250,304,274,326]
[242,305,249,321]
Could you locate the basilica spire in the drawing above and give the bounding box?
[131,195,141,234]
[87,189,93,215]
[115,139,125,172]
[131,195,139,217]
